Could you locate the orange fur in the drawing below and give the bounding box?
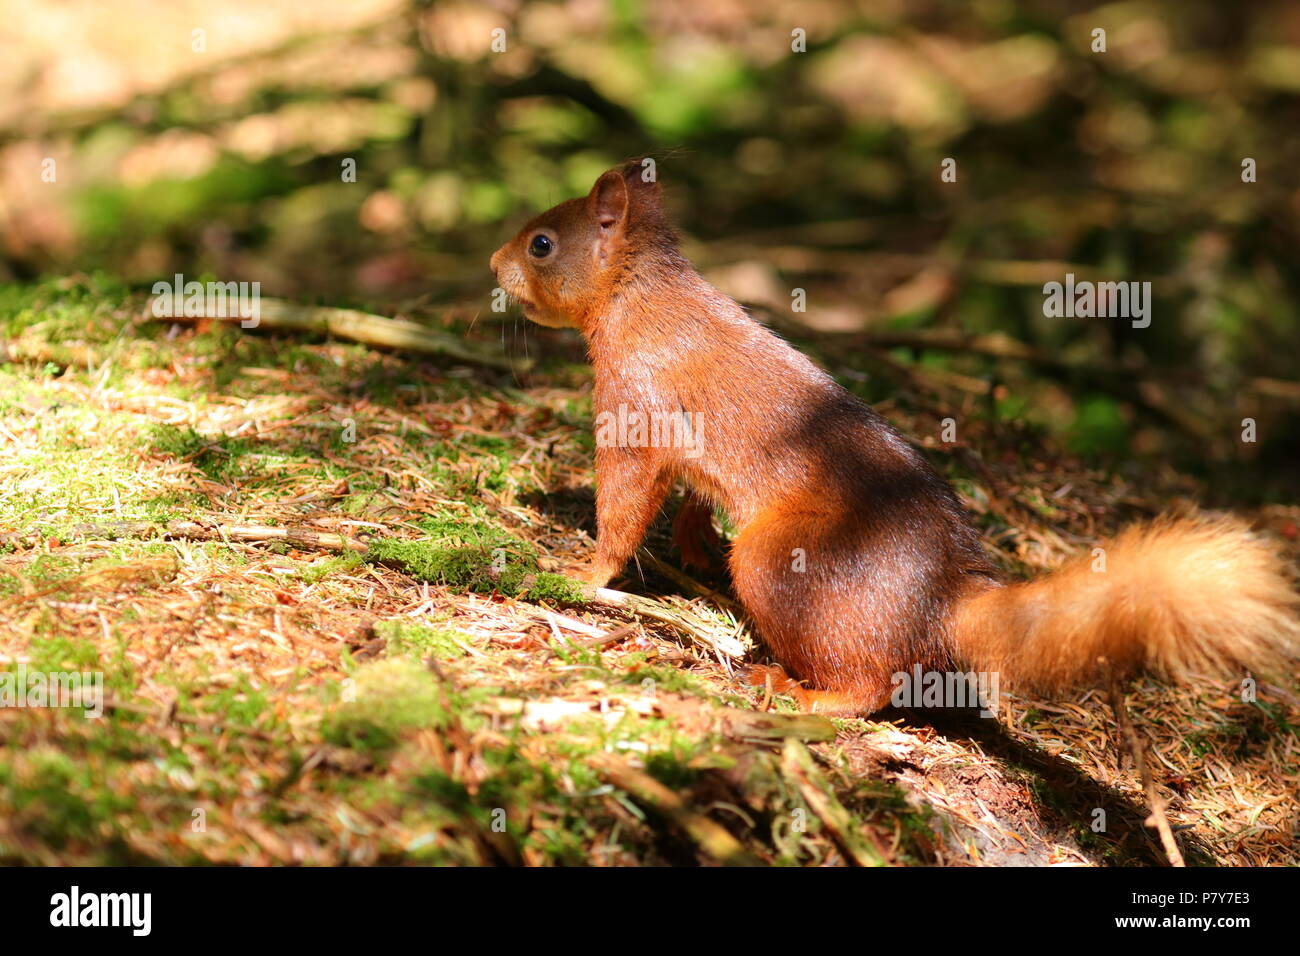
[951,515,1300,692]
[490,160,1300,716]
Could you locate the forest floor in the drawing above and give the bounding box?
[1,275,1297,866]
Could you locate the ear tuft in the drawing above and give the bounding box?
[620,158,662,206]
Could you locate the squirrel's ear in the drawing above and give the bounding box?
[621,158,661,201]
[588,170,629,231]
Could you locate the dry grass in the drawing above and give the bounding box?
[0,277,1296,866]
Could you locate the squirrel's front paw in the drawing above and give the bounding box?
[572,558,619,589]
[582,568,614,588]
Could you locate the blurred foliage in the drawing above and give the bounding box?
[1,0,1298,496]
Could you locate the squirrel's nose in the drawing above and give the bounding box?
[489,247,503,277]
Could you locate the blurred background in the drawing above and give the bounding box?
[2,0,1298,498]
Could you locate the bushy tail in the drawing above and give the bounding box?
[950,515,1300,692]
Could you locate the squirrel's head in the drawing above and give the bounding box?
[490,159,674,329]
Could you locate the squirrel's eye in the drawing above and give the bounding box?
[528,234,553,258]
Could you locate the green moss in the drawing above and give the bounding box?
[147,424,254,482]
[0,420,156,537]
[524,572,587,604]
[22,634,101,673]
[365,536,521,593]
[1,749,134,849]
[197,674,269,727]
[362,515,587,604]
[0,273,132,339]
[299,551,365,583]
[618,662,710,697]
[139,492,205,521]
[364,516,537,595]
[324,659,449,752]
[374,620,468,659]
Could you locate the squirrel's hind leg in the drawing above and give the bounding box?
[672,490,720,569]
[730,504,910,716]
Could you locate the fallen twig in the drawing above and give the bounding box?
[588,752,758,865]
[0,337,104,369]
[62,520,368,553]
[781,738,888,866]
[636,549,741,612]
[582,583,748,660]
[100,696,278,741]
[149,297,529,372]
[1108,675,1185,867]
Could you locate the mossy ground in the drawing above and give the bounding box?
[0,276,1296,866]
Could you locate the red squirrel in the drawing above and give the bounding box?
[490,159,1300,714]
